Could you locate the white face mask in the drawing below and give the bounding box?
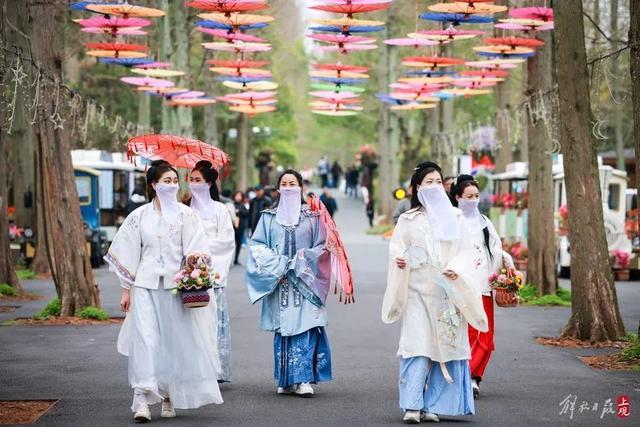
[458,198,483,232]
[189,183,215,220]
[276,187,302,226]
[154,183,180,224]
[417,184,460,241]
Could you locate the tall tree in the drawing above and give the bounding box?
[172,1,193,137]
[494,0,512,173]
[525,16,557,295]
[631,0,640,230]
[609,0,625,170]
[235,114,249,190]
[27,0,99,314]
[555,0,625,341]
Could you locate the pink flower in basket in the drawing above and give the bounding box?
[190,270,200,279]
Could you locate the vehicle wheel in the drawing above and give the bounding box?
[559,266,570,279]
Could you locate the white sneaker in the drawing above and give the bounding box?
[472,379,480,398]
[134,403,151,423]
[403,410,421,424]
[277,386,294,395]
[295,382,314,397]
[421,412,440,422]
[161,400,176,418]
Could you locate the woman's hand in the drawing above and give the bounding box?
[442,270,459,280]
[395,256,407,270]
[120,289,131,312]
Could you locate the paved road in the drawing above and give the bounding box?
[1,191,639,426]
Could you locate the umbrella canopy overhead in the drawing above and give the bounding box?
[127,134,229,171]
[309,25,385,34]
[202,41,271,52]
[207,59,269,68]
[121,76,175,88]
[77,16,152,28]
[170,91,206,99]
[402,56,466,68]
[428,2,507,15]
[198,12,275,26]
[410,28,485,41]
[484,37,545,48]
[459,69,509,78]
[166,98,217,107]
[311,83,366,93]
[130,68,186,78]
[99,57,153,67]
[309,1,391,16]
[86,3,166,17]
[494,22,554,32]
[229,104,277,114]
[310,70,369,79]
[81,27,147,36]
[312,110,359,117]
[195,19,268,31]
[186,1,269,13]
[420,12,494,25]
[196,27,267,43]
[509,7,553,22]
[314,63,369,73]
[86,50,147,58]
[307,34,376,44]
[390,103,438,111]
[473,45,535,55]
[310,17,385,27]
[384,38,439,47]
[309,91,360,100]
[223,80,278,90]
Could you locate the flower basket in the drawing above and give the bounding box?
[174,253,220,309]
[615,269,630,281]
[495,287,519,307]
[489,265,524,308]
[515,259,528,271]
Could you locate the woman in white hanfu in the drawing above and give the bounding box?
[382,161,488,424]
[105,160,223,423]
[187,160,236,382]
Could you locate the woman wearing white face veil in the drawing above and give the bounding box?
[245,169,333,397]
[105,160,223,423]
[382,162,488,424]
[187,160,236,383]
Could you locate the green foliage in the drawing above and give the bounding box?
[34,298,61,320]
[0,284,18,297]
[519,284,571,306]
[16,269,35,280]
[620,333,640,362]
[367,223,394,235]
[76,306,109,321]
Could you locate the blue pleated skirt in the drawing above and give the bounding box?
[273,327,332,387]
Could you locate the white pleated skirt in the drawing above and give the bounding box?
[118,287,223,412]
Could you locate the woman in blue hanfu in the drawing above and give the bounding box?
[186,160,236,383]
[246,169,354,397]
[382,161,488,424]
[106,160,223,423]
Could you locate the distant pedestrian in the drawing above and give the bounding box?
[249,185,272,234]
[331,161,343,189]
[320,187,338,218]
[317,156,330,188]
[392,186,412,225]
[232,191,249,265]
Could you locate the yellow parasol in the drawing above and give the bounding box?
[473,45,535,55]
[166,98,216,107]
[309,70,370,79]
[390,103,438,111]
[428,2,507,15]
[131,68,185,78]
[86,4,165,18]
[222,81,279,91]
[230,105,277,114]
[86,50,147,58]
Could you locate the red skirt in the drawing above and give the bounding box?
[468,294,495,381]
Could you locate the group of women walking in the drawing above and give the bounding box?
[104,158,510,424]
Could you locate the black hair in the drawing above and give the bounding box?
[452,174,493,261]
[409,161,443,209]
[192,160,220,201]
[276,169,306,206]
[146,160,178,200]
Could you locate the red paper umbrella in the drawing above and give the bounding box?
[224,91,277,100]
[86,42,148,52]
[402,56,466,68]
[186,1,268,14]
[484,37,545,48]
[459,69,509,78]
[314,63,369,73]
[390,82,446,92]
[207,59,269,68]
[410,28,485,42]
[309,1,391,17]
[509,7,553,22]
[196,27,266,43]
[307,34,376,45]
[451,79,497,88]
[77,16,152,28]
[128,134,230,171]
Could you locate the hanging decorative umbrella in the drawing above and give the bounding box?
[121,76,175,88]
[223,80,278,90]
[389,92,440,102]
[166,98,217,107]
[186,1,268,13]
[475,51,533,60]
[309,91,360,100]
[70,1,108,12]
[312,77,367,85]
[509,7,553,22]
[391,103,437,111]
[229,105,277,114]
[99,57,153,67]
[420,12,494,25]
[310,70,370,79]
[127,134,229,171]
[409,28,484,42]
[402,56,466,68]
[399,76,454,85]
[309,25,385,34]
[307,34,376,44]
[309,1,391,16]
[202,41,271,52]
[459,69,509,78]
[208,59,269,68]
[312,110,359,117]
[403,69,457,77]
[82,27,147,36]
[484,37,545,48]
[224,90,277,100]
[309,97,362,106]
[473,45,535,55]
[196,27,267,43]
[86,3,166,18]
[143,87,189,95]
[169,91,206,99]
[195,19,268,31]
[311,83,366,93]
[443,87,492,96]
[77,16,152,28]
[384,37,440,48]
[198,12,274,26]
[314,63,369,73]
[319,44,378,54]
[210,67,272,77]
[85,42,148,59]
[452,77,502,86]
[216,75,271,84]
[220,98,277,106]
[131,68,186,78]
[134,61,174,69]
[428,2,507,15]
[466,58,524,68]
[310,17,385,27]
[494,22,554,32]
[390,82,447,92]
[498,18,548,27]
[86,50,147,59]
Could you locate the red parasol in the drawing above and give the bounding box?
[484,37,545,48]
[402,56,466,68]
[77,16,152,28]
[307,34,376,45]
[127,134,230,172]
[196,27,266,43]
[207,59,269,68]
[314,63,369,73]
[86,3,166,18]
[509,7,553,22]
[85,42,148,52]
[308,194,355,303]
[309,1,391,17]
[186,1,268,13]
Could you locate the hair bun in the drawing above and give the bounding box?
[414,161,441,172]
[194,160,214,170]
[150,159,171,168]
[457,174,475,183]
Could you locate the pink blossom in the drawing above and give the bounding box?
[190,270,200,279]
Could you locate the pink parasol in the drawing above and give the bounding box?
[308,194,355,304]
[196,27,266,43]
[82,27,147,36]
[451,79,497,88]
[170,91,206,99]
[309,91,360,100]
[224,91,277,100]
[121,76,175,87]
[318,44,378,53]
[314,63,369,73]
[309,1,391,17]
[202,41,271,52]
[484,37,545,48]
[494,22,554,32]
[207,59,269,68]
[127,134,230,172]
[186,1,268,13]
[133,62,173,69]
[384,38,439,47]
[509,7,553,22]
[460,69,509,78]
[390,82,446,92]
[307,34,376,44]
[77,16,152,28]
[410,28,485,41]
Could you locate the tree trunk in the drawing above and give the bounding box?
[236,114,249,191]
[172,1,193,137]
[610,0,625,170]
[494,0,511,174]
[159,0,174,134]
[525,15,557,295]
[555,0,625,341]
[27,0,99,314]
[631,0,640,233]
[378,15,393,221]
[204,77,218,146]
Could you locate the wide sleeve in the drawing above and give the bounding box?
[381,216,411,324]
[208,203,236,286]
[104,207,143,289]
[289,215,331,308]
[245,214,289,304]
